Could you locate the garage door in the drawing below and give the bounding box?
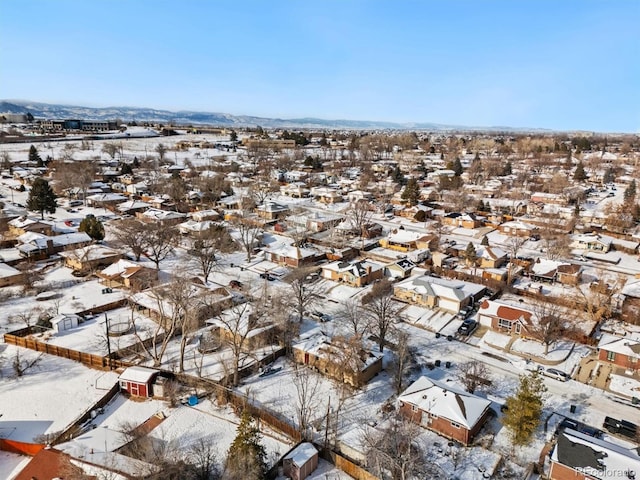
[438,298,460,313]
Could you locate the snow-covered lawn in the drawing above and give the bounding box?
[510,338,573,362]
[609,374,640,399]
[0,345,119,442]
[479,330,512,350]
[0,451,30,480]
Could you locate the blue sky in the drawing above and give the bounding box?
[1,0,638,132]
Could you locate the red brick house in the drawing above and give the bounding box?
[478,300,534,337]
[597,334,640,372]
[397,376,492,445]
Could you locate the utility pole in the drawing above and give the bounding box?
[105,313,112,370]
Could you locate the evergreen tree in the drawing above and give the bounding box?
[225,410,267,480]
[229,130,238,142]
[502,371,547,445]
[79,214,105,241]
[28,145,42,165]
[401,177,420,206]
[448,157,463,176]
[390,166,406,186]
[26,178,56,219]
[120,163,133,175]
[564,149,573,169]
[464,242,477,265]
[573,162,587,181]
[502,161,512,176]
[625,180,636,202]
[481,235,489,246]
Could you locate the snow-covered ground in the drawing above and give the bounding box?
[0,345,119,442]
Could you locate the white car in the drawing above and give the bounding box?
[544,368,570,382]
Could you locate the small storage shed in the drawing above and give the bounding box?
[51,313,82,333]
[283,442,318,480]
[118,366,158,398]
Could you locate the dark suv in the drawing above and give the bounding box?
[603,416,638,439]
[458,319,478,336]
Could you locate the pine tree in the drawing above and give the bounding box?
[602,168,615,184]
[27,178,56,219]
[28,145,42,165]
[79,214,105,241]
[401,178,420,206]
[464,242,477,265]
[225,410,267,480]
[625,180,636,202]
[502,161,512,176]
[502,371,547,445]
[481,235,489,246]
[448,157,463,176]
[573,162,587,181]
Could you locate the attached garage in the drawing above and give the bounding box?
[438,298,461,313]
[118,366,158,398]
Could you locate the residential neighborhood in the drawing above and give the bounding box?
[0,118,638,480]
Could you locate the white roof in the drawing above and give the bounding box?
[597,333,640,357]
[118,366,157,383]
[398,376,491,429]
[284,442,318,467]
[0,262,20,278]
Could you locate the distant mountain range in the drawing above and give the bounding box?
[0,99,549,132]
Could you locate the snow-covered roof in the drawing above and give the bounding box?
[597,333,640,357]
[263,242,318,259]
[398,376,491,430]
[118,366,158,384]
[141,208,187,221]
[0,262,21,278]
[552,428,640,479]
[284,442,318,467]
[395,275,485,302]
[322,259,384,277]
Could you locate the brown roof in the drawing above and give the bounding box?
[557,263,581,275]
[15,448,96,480]
[495,305,532,323]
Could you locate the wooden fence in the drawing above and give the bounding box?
[3,331,131,371]
[321,448,379,480]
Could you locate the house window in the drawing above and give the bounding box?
[451,422,461,429]
[607,351,616,362]
[498,318,512,329]
[412,405,417,412]
[430,413,438,419]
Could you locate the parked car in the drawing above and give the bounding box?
[557,418,603,438]
[259,272,275,281]
[603,417,638,439]
[457,319,478,336]
[543,368,570,382]
[305,310,331,322]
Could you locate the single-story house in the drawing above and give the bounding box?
[597,333,640,372]
[498,220,538,237]
[397,376,492,445]
[263,243,321,268]
[571,233,612,253]
[256,201,289,220]
[292,333,383,388]
[8,217,53,237]
[386,258,416,280]
[394,275,486,313]
[0,262,24,287]
[118,366,158,398]
[321,260,385,287]
[549,428,640,480]
[138,208,187,226]
[379,229,436,252]
[97,259,158,291]
[478,300,534,337]
[478,246,508,269]
[283,443,319,480]
[59,245,123,272]
[442,212,482,229]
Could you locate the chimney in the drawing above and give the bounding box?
[46,239,55,255]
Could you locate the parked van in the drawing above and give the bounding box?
[603,416,638,439]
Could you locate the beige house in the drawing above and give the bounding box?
[59,245,123,273]
[292,333,383,388]
[321,260,384,287]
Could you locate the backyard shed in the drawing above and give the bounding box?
[51,313,82,333]
[118,366,158,398]
[283,442,318,480]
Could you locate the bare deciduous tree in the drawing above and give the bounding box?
[363,413,432,480]
[190,225,236,283]
[362,279,402,352]
[142,222,179,270]
[337,298,370,338]
[111,218,148,261]
[214,302,267,386]
[13,350,43,377]
[346,199,373,238]
[229,200,262,262]
[292,363,322,440]
[284,267,321,323]
[457,360,492,394]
